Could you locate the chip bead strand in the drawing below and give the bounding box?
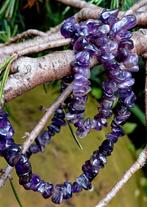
[0,108,122,204]
[0,9,139,205]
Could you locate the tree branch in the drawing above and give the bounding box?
[3,29,47,46]
[56,0,97,9]
[3,29,147,102]
[124,0,147,15]
[95,147,147,207]
[4,50,74,102]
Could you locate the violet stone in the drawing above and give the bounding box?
[63,182,72,199]
[76,174,92,190]
[42,183,53,199]
[52,185,64,204]
[72,182,82,193]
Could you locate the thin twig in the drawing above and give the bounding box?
[124,0,147,15]
[17,38,71,56]
[0,84,72,188]
[56,0,97,9]
[95,147,147,207]
[3,29,47,47]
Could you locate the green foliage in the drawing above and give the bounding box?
[90,0,104,6]
[130,104,145,125]
[9,178,24,207]
[0,0,19,19]
[0,55,17,101]
[123,122,137,134]
[0,20,18,42]
[91,87,102,100]
[110,0,119,9]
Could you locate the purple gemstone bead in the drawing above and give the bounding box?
[0,139,14,155]
[72,182,82,193]
[75,51,90,66]
[94,36,108,47]
[127,65,139,72]
[74,37,88,51]
[37,181,46,193]
[118,78,135,89]
[86,19,102,33]
[29,174,41,191]
[76,126,90,138]
[106,133,119,143]
[97,153,107,167]
[52,185,64,204]
[73,67,90,78]
[19,171,32,185]
[0,110,8,128]
[61,17,78,38]
[114,106,131,124]
[116,30,132,40]
[111,123,124,137]
[99,139,114,156]
[98,24,110,35]
[78,24,89,37]
[76,174,92,190]
[100,9,119,25]
[124,53,138,68]
[15,155,32,176]
[123,91,136,107]
[82,160,98,181]
[119,39,134,50]
[63,182,72,199]
[0,122,14,139]
[52,117,66,126]
[3,144,21,166]
[26,144,40,157]
[110,15,136,36]
[101,99,113,110]
[42,182,53,199]
[102,80,118,95]
[36,131,51,152]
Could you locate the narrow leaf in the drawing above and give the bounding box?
[110,0,119,9]
[0,55,16,101]
[90,0,103,5]
[66,120,83,150]
[9,178,24,207]
[130,104,145,125]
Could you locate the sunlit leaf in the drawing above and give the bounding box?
[123,122,137,134]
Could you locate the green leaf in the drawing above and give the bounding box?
[110,0,119,9]
[42,83,48,94]
[121,0,134,10]
[122,122,137,134]
[0,55,17,101]
[66,120,83,150]
[9,178,24,207]
[91,87,102,99]
[130,104,145,125]
[62,6,70,16]
[90,0,103,5]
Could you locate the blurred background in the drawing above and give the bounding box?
[0,0,146,207]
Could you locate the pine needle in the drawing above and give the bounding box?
[9,178,24,207]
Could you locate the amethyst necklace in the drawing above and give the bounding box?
[0,10,139,204]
